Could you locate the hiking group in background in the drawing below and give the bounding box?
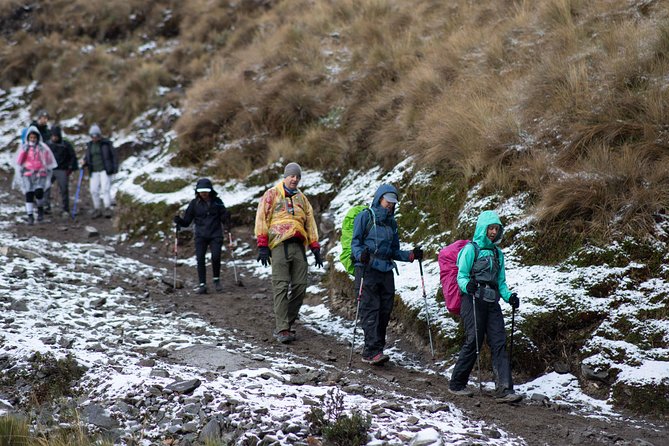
[14,111,117,222]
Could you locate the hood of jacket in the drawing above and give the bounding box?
[194,178,218,198]
[472,210,504,249]
[370,183,399,224]
[50,125,62,142]
[25,125,43,145]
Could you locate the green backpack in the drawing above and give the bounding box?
[339,205,375,275]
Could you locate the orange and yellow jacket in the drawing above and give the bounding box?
[255,181,320,250]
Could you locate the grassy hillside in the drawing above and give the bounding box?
[3,0,669,251]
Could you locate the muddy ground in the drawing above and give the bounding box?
[6,175,668,446]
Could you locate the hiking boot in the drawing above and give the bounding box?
[26,214,34,226]
[196,284,207,295]
[361,352,390,365]
[44,206,52,215]
[104,207,112,218]
[448,387,474,397]
[213,279,223,292]
[91,208,102,219]
[274,330,294,344]
[37,207,44,222]
[495,392,523,404]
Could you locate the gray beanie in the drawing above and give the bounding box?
[89,124,102,137]
[283,162,302,178]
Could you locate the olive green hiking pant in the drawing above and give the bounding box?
[271,240,308,332]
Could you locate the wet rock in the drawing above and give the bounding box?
[581,364,609,382]
[166,379,201,394]
[83,404,119,430]
[409,428,442,446]
[85,226,99,238]
[553,361,570,374]
[10,299,28,312]
[138,359,155,367]
[199,418,221,442]
[90,297,107,308]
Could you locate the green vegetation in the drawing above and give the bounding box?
[0,416,112,446]
[306,388,371,446]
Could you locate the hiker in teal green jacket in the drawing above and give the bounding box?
[448,210,521,403]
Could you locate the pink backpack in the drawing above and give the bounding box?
[438,240,479,315]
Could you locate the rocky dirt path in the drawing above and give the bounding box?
[8,180,668,446]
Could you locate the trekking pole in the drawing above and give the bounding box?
[71,168,84,219]
[348,266,366,369]
[418,258,435,359]
[173,225,179,289]
[509,306,516,369]
[472,294,483,395]
[228,231,244,287]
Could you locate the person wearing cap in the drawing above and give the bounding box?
[254,162,323,344]
[12,126,57,225]
[44,125,78,217]
[82,124,117,219]
[174,178,232,295]
[350,184,423,365]
[20,110,51,152]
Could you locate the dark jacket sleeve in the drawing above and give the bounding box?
[66,141,78,170]
[218,200,231,227]
[177,200,196,227]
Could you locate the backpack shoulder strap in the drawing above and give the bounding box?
[469,241,480,262]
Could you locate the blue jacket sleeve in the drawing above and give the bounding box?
[456,243,476,294]
[350,210,369,263]
[391,228,411,262]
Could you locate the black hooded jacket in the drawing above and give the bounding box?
[175,179,231,239]
[47,126,78,170]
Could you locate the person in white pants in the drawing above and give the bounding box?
[82,124,117,219]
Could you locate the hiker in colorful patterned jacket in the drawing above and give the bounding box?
[448,210,521,403]
[82,124,117,219]
[44,125,78,217]
[174,178,232,295]
[13,126,57,225]
[350,184,423,365]
[254,162,323,344]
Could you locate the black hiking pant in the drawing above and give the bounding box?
[195,236,222,285]
[355,267,395,358]
[449,294,513,393]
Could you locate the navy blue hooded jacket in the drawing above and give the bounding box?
[350,184,411,272]
[175,179,231,239]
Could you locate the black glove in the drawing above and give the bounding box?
[359,249,370,264]
[509,293,520,309]
[466,280,478,295]
[257,246,271,267]
[412,246,424,261]
[173,215,182,230]
[311,247,323,268]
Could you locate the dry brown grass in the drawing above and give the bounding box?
[3,0,669,241]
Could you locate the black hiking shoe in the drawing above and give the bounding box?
[196,284,207,295]
[91,208,102,219]
[213,279,223,292]
[274,330,295,344]
[37,207,44,222]
[448,387,474,397]
[361,352,390,365]
[495,392,523,404]
[26,214,34,225]
[104,207,112,218]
